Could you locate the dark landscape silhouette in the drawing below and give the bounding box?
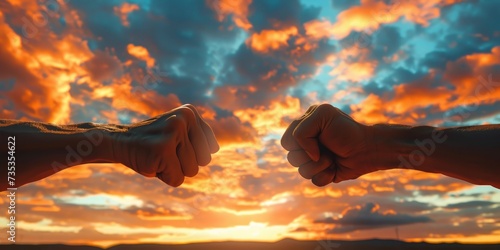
[2,239,500,250]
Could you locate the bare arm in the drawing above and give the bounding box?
[372,124,500,187]
[281,104,500,189]
[0,121,119,190]
[1,104,219,191]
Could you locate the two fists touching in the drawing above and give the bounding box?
[4,102,497,190]
[123,104,376,187]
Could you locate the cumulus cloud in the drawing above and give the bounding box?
[208,115,257,145]
[305,0,462,40]
[444,201,498,210]
[2,0,500,246]
[316,203,432,233]
[82,50,123,82]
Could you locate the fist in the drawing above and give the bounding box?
[281,104,375,186]
[113,104,219,187]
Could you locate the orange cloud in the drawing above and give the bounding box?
[127,44,156,68]
[208,116,257,145]
[442,46,500,110]
[2,1,499,246]
[304,19,334,40]
[247,26,298,53]
[207,0,253,30]
[82,50,123,82]
[390,74,452,114]
[196,105,217,120]
[114,2,139,27]
[0,3,93,123]
[331,0,395,39]
[330,61,376,82]
[304,0,462,40]
[136,207,193,221]
[351,46,500,124]
[327,45,378,83]
[213,86,240,110]
[91,74,182,118]
[234,96,301,136]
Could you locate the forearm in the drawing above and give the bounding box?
[371,124,500,188]
[0,120,125,190]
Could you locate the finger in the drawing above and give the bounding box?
[173,107,210,167]
[186,118,211,166]
[333,166,363,183]
[281,105,318,151]
[177,139,199,177]
[287,150,312,167]
[298,154,332,179]
[312,166,336,187]
[183,104,220,153]
[156,158,166,174]
[293,122,320,162]
[189,125,211,166]
[292,105,331,162]
[200,120,219,154]
[281,119,302,151]
[157,116,186,187]
[157,154,185,187]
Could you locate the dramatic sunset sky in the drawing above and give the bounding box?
[1,0,500,247]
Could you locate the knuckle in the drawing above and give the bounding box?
[323,156,333,167]
[182,103,197,112]
[291,129,302,140]
[185,166,200,177]
[317,103,334,113]
[142,171,156,178]
[312,178,322,187]
[298,167,312,179]
[306,104,318,113]
[199,154,211,166]
[175,107,196,122]
[169,114,187,130]
[287,151,305,167]
[286,152,294,163]
[312,178,327,187]
[183,106,196,120]
[170,176,185,187]
[280,135,290,149]
[140,164,156,177]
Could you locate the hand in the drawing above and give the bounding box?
[112,104,219,187]
[281,104,376,186]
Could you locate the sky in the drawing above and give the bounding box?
[1,0,500,247]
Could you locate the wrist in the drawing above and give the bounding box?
[109,125,132,166]
[85,124,128,163]
[82,127,111,162]
[368,124,421,171]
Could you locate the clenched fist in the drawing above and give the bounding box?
[112,104,219,187]
[5,103,499,191]
[281,104,378,186]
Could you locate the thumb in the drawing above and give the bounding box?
[292,113,321,162]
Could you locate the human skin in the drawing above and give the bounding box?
[0,104,219,191]
[281,104,500,189]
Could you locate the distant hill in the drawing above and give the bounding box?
[2,238,500,250]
